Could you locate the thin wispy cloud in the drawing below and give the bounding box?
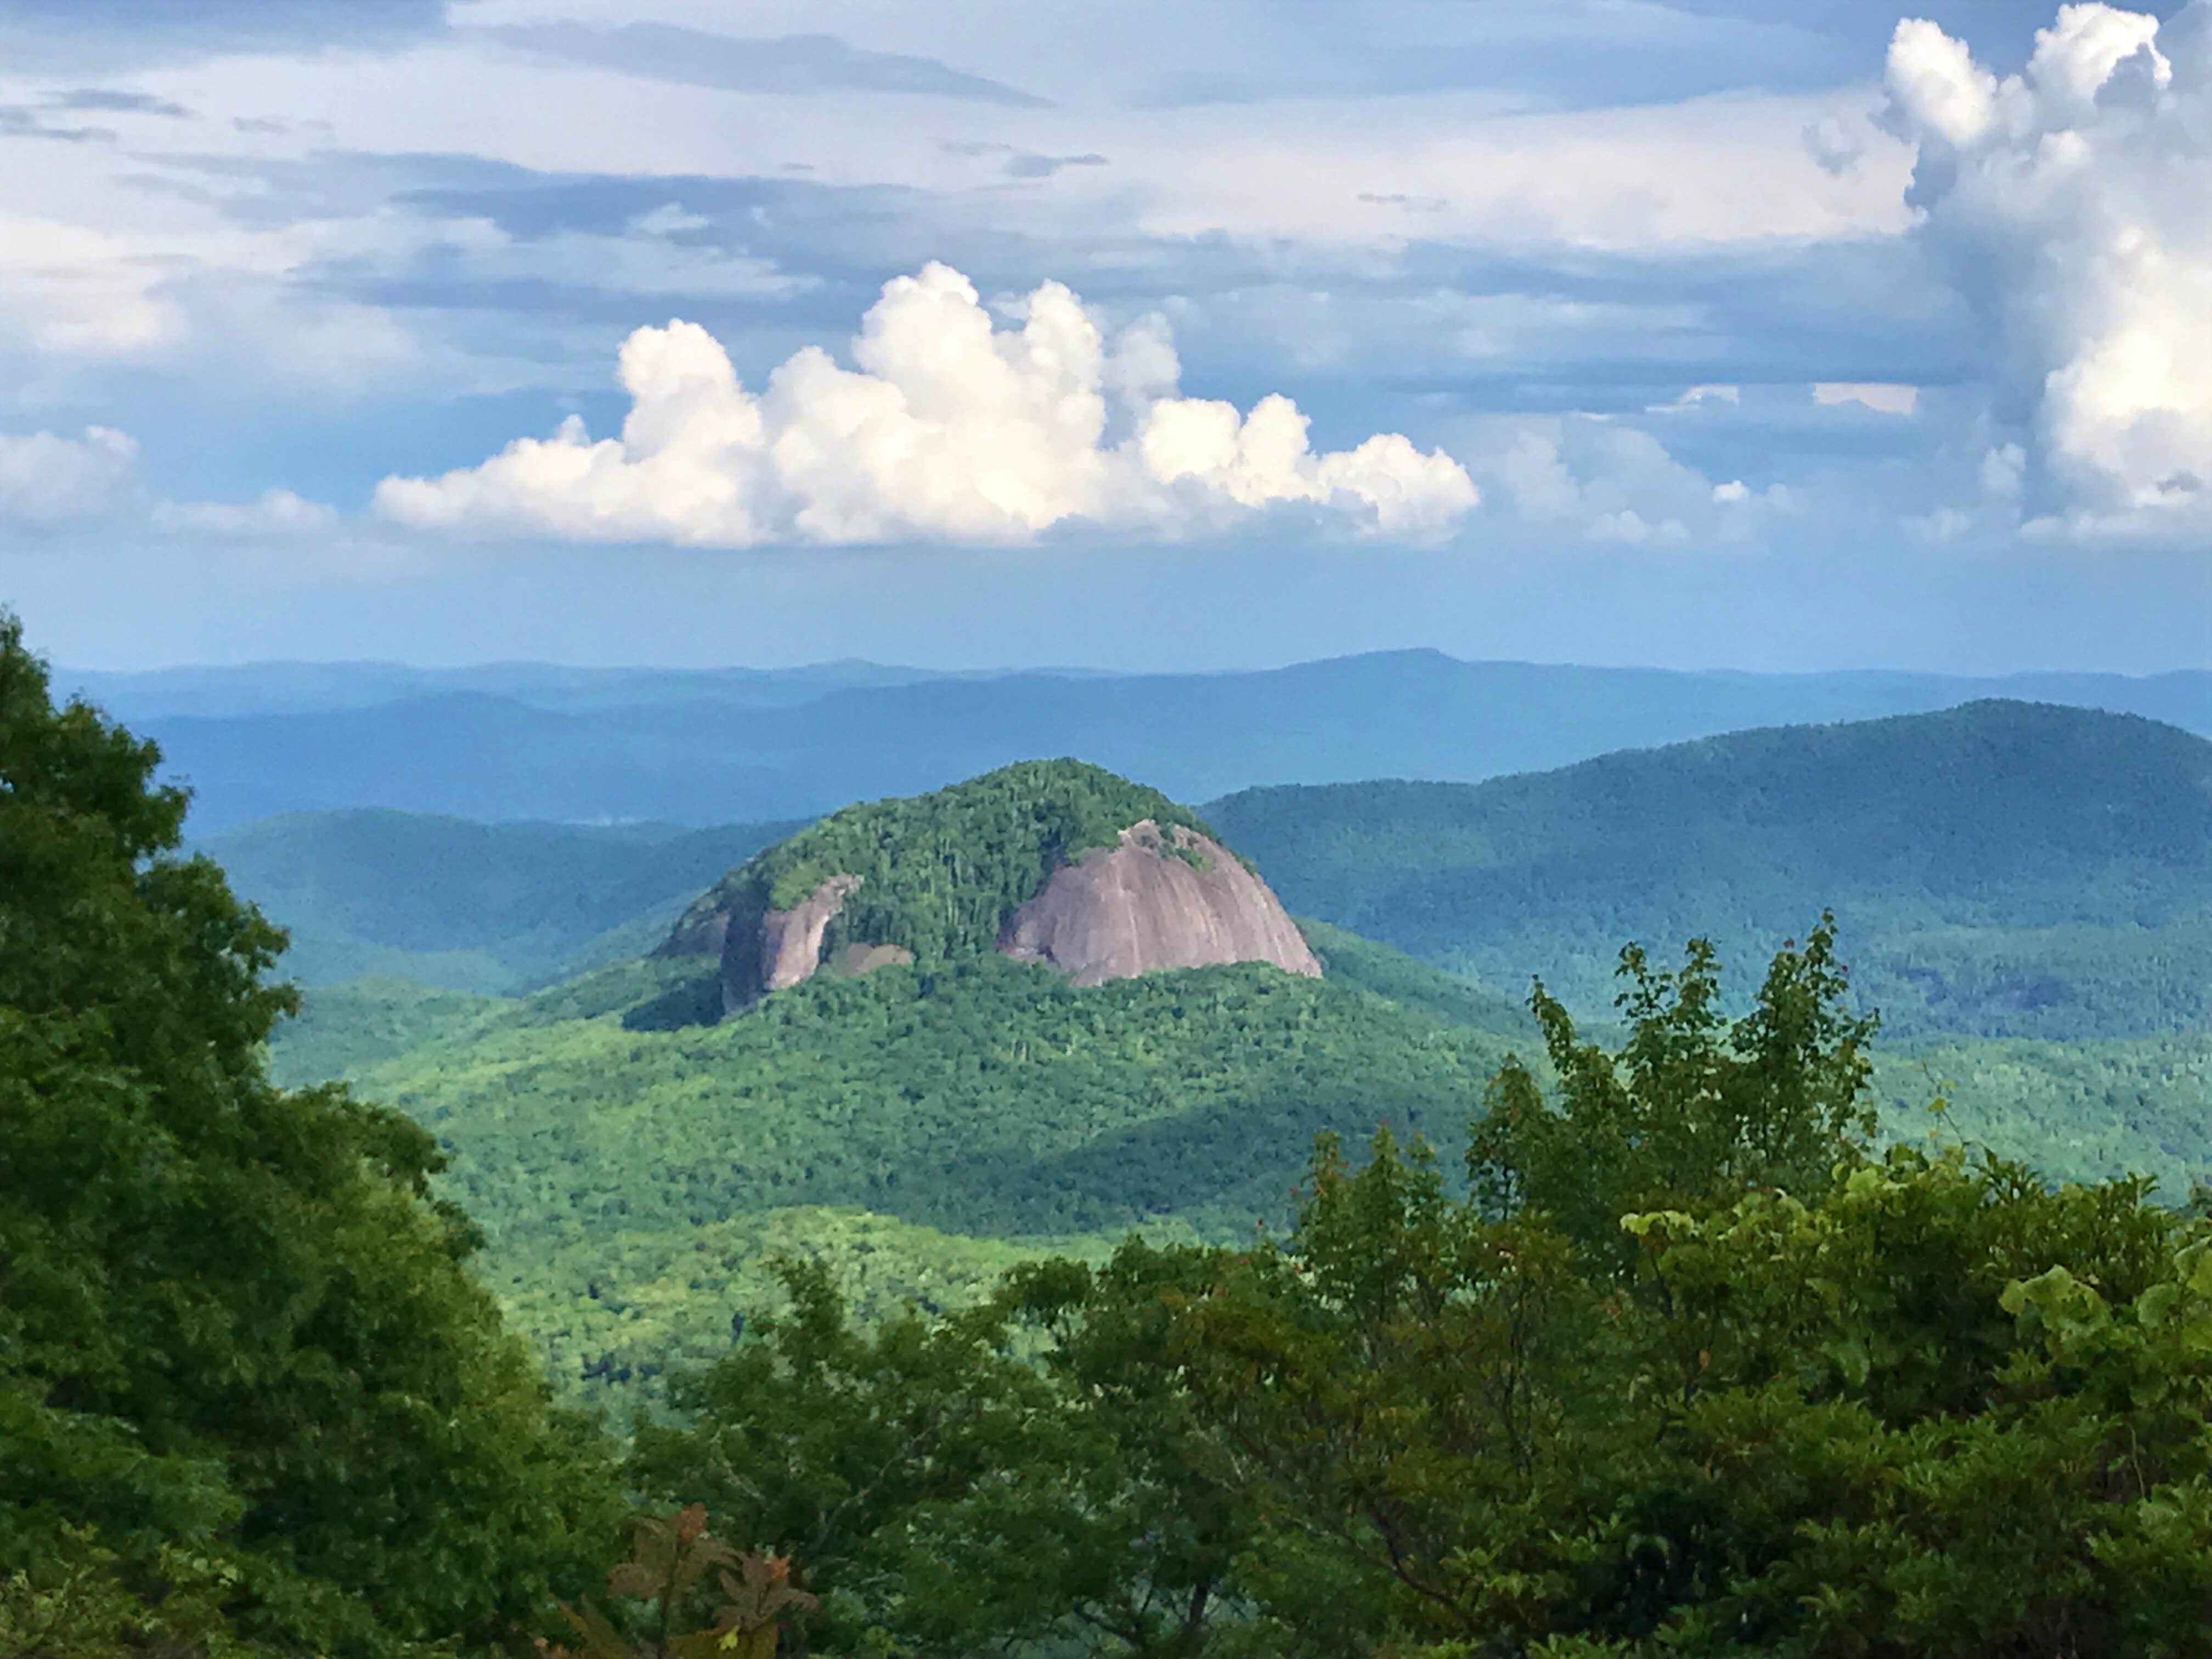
[482,24,1052,108]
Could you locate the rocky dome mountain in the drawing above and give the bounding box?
[661,759,1319,1012]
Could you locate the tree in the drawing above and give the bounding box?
[957,1243,1254,1659]
[1470,917,1877,1276]
[1167,1128,1615,1653]
[1146,927,2212,1656]
[632,1250,1258,1659]
[0,613,622,1656]
[1565,1147,2212,1656]
[628,1259,1051,1654]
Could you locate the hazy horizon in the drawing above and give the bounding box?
[49,646,2212,682]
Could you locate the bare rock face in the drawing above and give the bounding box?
[721,874,861,1013]
[997,820,1321,988]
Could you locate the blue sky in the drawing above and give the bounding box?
[1,0,2207,673]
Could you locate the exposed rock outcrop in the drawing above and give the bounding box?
[721,874,861,1013]
[997,820,1320,987]
[664,766,1323,1017]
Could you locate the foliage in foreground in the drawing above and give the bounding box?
[637,923,2212,1657]
[0,614,622,1657]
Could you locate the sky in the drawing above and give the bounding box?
[2,0,2209,673]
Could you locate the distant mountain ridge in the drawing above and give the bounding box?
[83,650,2212,832]
[1208,699,2212,1042]
[60,658,1086,721]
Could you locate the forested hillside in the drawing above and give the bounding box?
[324,951,1518,1403]
[270,932,2212,1419]
[259,920,1531,1415]
[336,953,1514,1242]
[1210,699,2212,1040]
[198,810,796,991]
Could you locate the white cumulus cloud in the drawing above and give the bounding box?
[0,426,138,524]
[373,262,1477,547]
[1886,3,2212,522]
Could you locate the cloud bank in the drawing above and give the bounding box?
[1887,2,2212,524]
[373,263,1477,547]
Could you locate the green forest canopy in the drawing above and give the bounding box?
[1207,698,2212,1041]
[275,927,2212,1422]
[623,933,2212,1658]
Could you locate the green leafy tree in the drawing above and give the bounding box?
[1166,1130,1616,1652]
[0,1525,264,1659]
[629,1260,1051,1653]
[1554,1147,2212,1657]
[1471,917,1877,1275]
[634,1253,1257,1659]
[0,613,622,1656]
[943,1243,1255,1659]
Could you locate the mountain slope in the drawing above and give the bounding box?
[115,652,2212,832]
[285,934,2212,1418]
[1208,700,2212,1041]
[318,948,1517,1415]
[200,809,798,991]
[359,955,1515,1249]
